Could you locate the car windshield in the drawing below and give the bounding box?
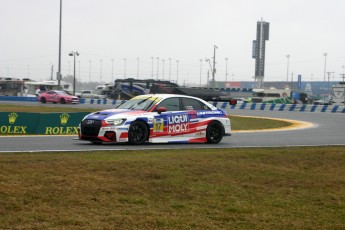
[117,96,160,111]
[56,91,70,95]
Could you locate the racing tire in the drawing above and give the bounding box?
[60,98,66,104]
[206,121,224,144]
[41,97,46,103]
[128,121,149,145]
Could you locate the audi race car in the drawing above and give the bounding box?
[78,94,235,145]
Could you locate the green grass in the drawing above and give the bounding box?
[0,104,293,131]
[0,104,97,113]
[0,146,344,229]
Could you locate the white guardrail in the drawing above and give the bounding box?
[79,98,345,114]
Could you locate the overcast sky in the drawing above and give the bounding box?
[1,0,345,85]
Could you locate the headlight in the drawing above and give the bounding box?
[104,118,126,126]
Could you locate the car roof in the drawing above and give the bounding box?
[133,94,204,100]
[132,94,216,109]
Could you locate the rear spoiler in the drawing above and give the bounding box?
[206,98,237,105]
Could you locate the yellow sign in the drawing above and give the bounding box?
[153,118,164,132]
[60,113,70,125]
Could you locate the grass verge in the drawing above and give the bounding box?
[0,146,344,229]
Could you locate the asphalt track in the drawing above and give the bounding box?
[1,104,344,152]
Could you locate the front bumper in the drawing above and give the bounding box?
[79,119,128,143]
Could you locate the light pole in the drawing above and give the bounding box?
[225,57,228,87]
[111,59,114,83]
[286,55,290,83]
[89,60,91,82]
[156,57,159,80]
[212,45,218,89]
[326,71,334,95]
[137,58,139,79]
[199,59,202,86]
[100,59,103,83]
[205,58,213,87]
[162,59,165,80]
[57,0,62,89]
[323,53,327,82]
[151,57,154,78]
[176,60,179,84]
[68,51,79,95]
[169,58,171,81]
[124,58,127,78]
[78,60,80,90]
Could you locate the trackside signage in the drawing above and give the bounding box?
[0,112,39,134]
[0,112,89,135]
[36,112,89,135]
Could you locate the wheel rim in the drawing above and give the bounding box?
[130,125,145,142]
[209,123,222,142]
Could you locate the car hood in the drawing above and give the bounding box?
[84,109,149,120]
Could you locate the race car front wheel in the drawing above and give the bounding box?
[128,121,148,145]
[206,121,224,144]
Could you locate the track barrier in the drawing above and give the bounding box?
[0,112,88,135]
[211,102,345,114]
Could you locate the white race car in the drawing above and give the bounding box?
[78,94,235,144]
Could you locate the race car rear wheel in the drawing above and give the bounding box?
[128,121,148,145]
[206,121,224,144]
[40,97,46,103]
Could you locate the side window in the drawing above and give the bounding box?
[156,98,180,111]
[181,98,210,110]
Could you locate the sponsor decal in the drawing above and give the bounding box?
[60,113,70,125]
[45,127,78,135]
[195,131,205,136]
[117,128,129,131]
[45,113,78,135]
[101,127,117,131]
[86,120,94,125]
[187,110,197,119]
[0,112,27,134]
[197,111,223,116]
[167,114,189,133]
[153,118,164,132]
[8,112,19,124]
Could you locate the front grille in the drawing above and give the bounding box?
[81,119,102,137]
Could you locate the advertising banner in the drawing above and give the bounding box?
[0,112,40,135]
[36,112,89,135]
[0,112,89,135]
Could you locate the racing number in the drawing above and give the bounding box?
[153,118,164,132]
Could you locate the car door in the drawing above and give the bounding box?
[180,97,212,137]
[151,97,190,138]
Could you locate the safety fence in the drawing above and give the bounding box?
[1,96,345,113]
[0,112,88,135]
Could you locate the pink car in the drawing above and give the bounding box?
[37,90,79,104]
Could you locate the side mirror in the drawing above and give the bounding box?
[157,107,167,114]
[229,99,237,105]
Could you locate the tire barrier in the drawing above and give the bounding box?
[0,112,89,135]
[0,96,37,102]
